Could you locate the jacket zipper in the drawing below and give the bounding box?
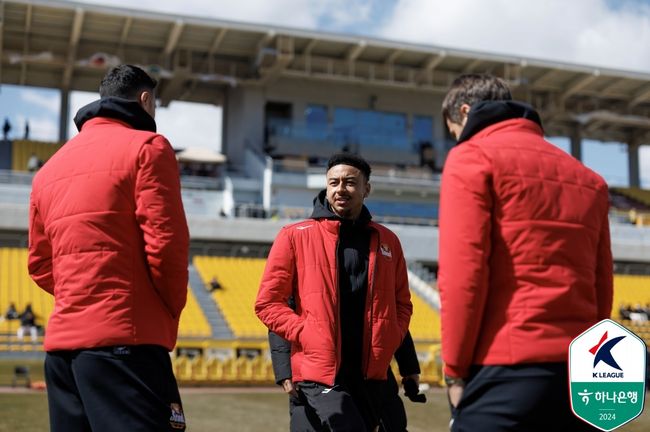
[364,230,377,379]
[334,234,341,385]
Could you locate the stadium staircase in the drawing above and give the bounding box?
[188,264,233,339]
[405,267,441,342]
[407,262,440,309]
[193,256,268,339]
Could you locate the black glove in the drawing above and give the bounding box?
[403,377,426,403]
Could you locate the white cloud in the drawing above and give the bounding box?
[66,91,221,151]
[310,0,375,29]
[74,0,319,29]
[156,101,222,151]
[72,0,650,72]
[379,0,650,72]
[21,89,60,114]
[68,91,99,139]
[15,114,58,142]
[75,0,378,35]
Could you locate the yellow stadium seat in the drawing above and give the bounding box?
[612,275,650,319]
[408,290,441,342]
[178,286,211,338]
[0,248,211,343]
[193,256,268,338]
[11,140,63,172]
[0,248,53,340]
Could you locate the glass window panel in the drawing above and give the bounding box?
[413,115,433,143]
[305,105,328,126]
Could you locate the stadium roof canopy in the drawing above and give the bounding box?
[2,0,650,144]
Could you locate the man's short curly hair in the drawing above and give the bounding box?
[442,74,512,123]
[99,64,157,100]
[327,153,371,181]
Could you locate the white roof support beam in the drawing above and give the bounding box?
[258,36,294,85]
[256,30,276,52]
[19,3,33,85]
[202,28,227,74]
[560,73,600,103]
[423,52,446,71]
[533,69,558,87]
[117,17,132,53]
[384,49,402,64]
[415,52,446,84]
[346,41,366,62]
[629,84,650,108]
[164,20,184,57]
[209,28,228,55]
[23,3,32,37]
[463,58,483,73]
[303,39,318,55]
[62,8,85,89]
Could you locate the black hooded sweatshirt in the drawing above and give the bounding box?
[456,100,543,144]
[311,189,372,384]
[73,97,157,133]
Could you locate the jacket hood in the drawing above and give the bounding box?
[310,189,372,223]
[73,97,157,133]
[457,100,542,144]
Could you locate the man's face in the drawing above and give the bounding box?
[326,164,370,220]
[445,103,470,141]
[446,118,464,141]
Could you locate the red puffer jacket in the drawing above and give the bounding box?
[28,98,189,352]
[439,101,613,379]
[255,217,412,386]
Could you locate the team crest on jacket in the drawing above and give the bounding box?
[380,243,392,258]
[169,403,186,430]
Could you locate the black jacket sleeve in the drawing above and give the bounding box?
[268,330,292,385]
[394,331,420,377]
[268,295,297,385]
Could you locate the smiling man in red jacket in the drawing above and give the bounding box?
[256,153,412,432]
[439,74,612,432]
[28,65,189,432]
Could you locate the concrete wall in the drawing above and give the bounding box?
[223,86,265,169]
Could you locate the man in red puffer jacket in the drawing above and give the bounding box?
[256,153,412,432]
[439,74,612,432]
[29,65,189,432]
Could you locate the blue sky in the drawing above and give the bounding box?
[1,0,649,186]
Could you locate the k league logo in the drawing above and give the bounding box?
[590,331,626,379]
[569,319,647,431]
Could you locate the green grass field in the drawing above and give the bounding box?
[0,360,647,431]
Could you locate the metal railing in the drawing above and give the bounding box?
[0,169,34,186]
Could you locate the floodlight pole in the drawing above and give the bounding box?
[59,89,69,143]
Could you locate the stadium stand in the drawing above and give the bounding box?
[610,188,650,226]
[612,274,650,348]
[610,188,650,211]
[192,254,442,342]
[0,248,212,349]
[11,140,62,172]
[0,248,52,340]
[180,286,212,338]
[173,355,276,385]
[613,274,650,320]
[0,246,644,385]
[611,188,650,209]
[408,293,441,342]
[193,255,268,339]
